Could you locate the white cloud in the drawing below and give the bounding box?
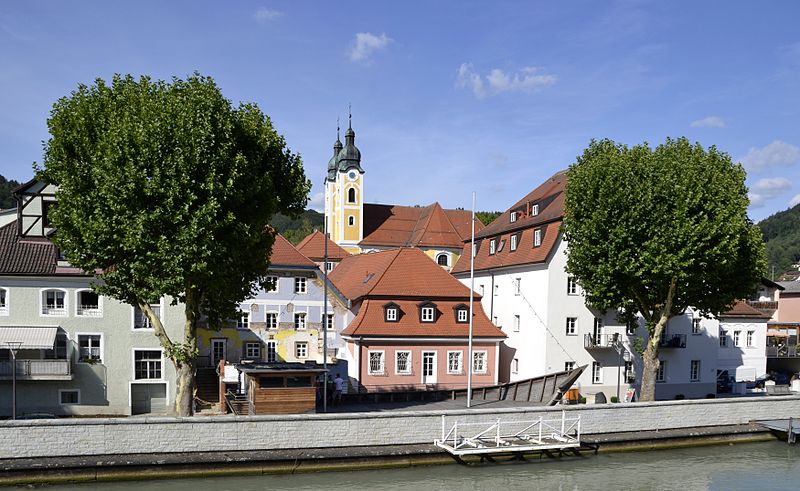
[349,32,392,62]
[253,8,283,23]
[690,116,726,128]
[790,194,800,208]
[739,140,800,170]
[307,192,324,212]
[457,63,556,99]
[748,177,792,208]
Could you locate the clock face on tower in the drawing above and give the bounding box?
[347,171,358,182]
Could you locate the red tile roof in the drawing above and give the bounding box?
[295,230,351,262]
[269,234,317,268]
[341,298,504,338]
[360,202,483,249]
[0,221,60,276]
[721,300,772,319]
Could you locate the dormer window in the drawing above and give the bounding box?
[497,239,506,252]
[510,234,518,251]
[531,203,539,216]
[510,211,517,223]
[384,302,401,322]
[534,228,542,247]
[489,239,496,255]
[454,304,469,323]
[419,301,437,323]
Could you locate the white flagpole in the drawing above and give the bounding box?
[323,180,329,413]
[467,191,476,408]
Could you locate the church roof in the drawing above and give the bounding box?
[296,230,351,262]
[360,203,483,249]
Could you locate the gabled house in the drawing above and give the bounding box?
[329,247,505,392]
[295,229,351,272]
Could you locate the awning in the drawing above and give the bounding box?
[0,327,58,350]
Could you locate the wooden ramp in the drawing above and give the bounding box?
[756,418,799,443]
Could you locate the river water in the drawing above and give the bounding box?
[43,441,799,491]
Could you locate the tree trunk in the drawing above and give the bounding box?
[175,361,195,416]
[640,315,668,401]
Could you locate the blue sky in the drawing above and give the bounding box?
[1,1,799,221]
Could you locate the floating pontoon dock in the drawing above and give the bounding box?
[756,418,799,444]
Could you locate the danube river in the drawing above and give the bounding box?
[44,441,798,491]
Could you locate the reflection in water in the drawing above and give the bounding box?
[48,441,799,491]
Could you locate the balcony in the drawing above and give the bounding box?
[766,345,800,358]
[0,359,72,380]
[76,304,103,317]
[584,333,620,349]
[659,334,687,349]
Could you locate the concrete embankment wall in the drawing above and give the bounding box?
[1,396,799,460]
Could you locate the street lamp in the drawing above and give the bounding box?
[5,341,22,420]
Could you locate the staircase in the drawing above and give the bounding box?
[195,368,220,414]
[225,391,249,415]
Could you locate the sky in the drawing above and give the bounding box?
[1,1,799,221]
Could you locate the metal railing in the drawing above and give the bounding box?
[0,359,71,377]
[659,334,687,349]
[77,304,103,317]
[747,300,778,311]
[766,345,799,358]
[584,333,619,349]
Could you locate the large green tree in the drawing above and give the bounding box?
[563,137,766,401]
[38,74,310,415]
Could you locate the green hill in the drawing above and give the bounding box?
[0,175,22,209]
[759,204,800,276]
[271,209,324,245]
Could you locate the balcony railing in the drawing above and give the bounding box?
[0,359,72,379]
[659,334,687,349]
[41,306,67,316]
[584,333,620,349]
[766,345,800,358]
[77,304,103,317]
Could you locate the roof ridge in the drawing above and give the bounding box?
[405,203,434,246]
[294,230,319,250]
[364,248,405,296]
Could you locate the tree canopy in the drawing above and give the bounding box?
[563,137,766,400]
[37,73,310,414]
[0,174,21,209]
[758,204,800,277]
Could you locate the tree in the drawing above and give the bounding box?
[562,137,766,401]
[0,174,22,209]
[37,74,310,415]
[476,211,502,227]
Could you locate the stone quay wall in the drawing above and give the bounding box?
[1,396,798,459]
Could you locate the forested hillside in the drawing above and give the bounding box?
[759,204,800,276]
[271,209,324,245]
[0,174,21,209]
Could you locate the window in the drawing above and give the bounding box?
[368,351,384,375]
[421,306,435,322]
[245,342,261,359]
[0,287,7,315]
[533,228,542,247]
[512,358,519,374]
[294,277,307,294]
[513,314,520,332]
[565,317,577,335]
[396,351,411,374]
[77,334,102,363]
[266,341,277,362]
[747,330,755,347]
[513,278,521,295]
[43,201,57,228]
[265,275,279,292]
[41,289,67,316]
[497,240,506,252]
[134,350,162,380]
[733,331,741,347]
[719,329,728,347]
[690,360,701,382]
[691,318,702,334]
[436,253,449,266]
[324,313,334,331]
[448,351,462,374]
[626,318,638,336]
[510,211,517,223]
[134,303,161,330]
[325,261,334,272]
[294,312,307,330]
[531,203,539,216]
[592,362,602,384]
[457,309,468,323]
[386,307,398,322]
[347,187,356,203]
[266,312,278,330]
[489,239,496,255]
[76,290,101,317]
[564,361,575,372]
[348,215,355,227]
[510,234,518,251]
[624,361,634,382]
[59,390,80,405]
[567,277,578,295]
[473,351,487,374]
[295,342,308,359]
[656,360,666,382]
[237,312,250,330]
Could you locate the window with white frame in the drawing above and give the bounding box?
[386,307,398,322]
[564,361,575,372]
[512,358,519,374]
[59,389,80,405]
[42,289,67,316]
[457,308,468,323]
[473,351,487,374]
[294,312,307,330]
[513,314,520,332]
[566,317,577,335]
[295,341,308,359]
[245,342,261,359]
[533,228,542,247]
[347,187,356,204]
[567,277,578,295]
[368,351,384,375]
[592,362,602,384]
[395,351,411,374]
[294,277,307,294]
[733,331,741,347]
[489,239,496,255]
[510,211,517,222]
[265,275,279,292]
[719,329,728,347]
[266,341,277,362]
[656,360,666,382]
[690,360,701,382]
[531,203,539,216]
[134,302,161,329]
[77,334,102,363]
[513,278,521,295]
[237,312,250,330]
[436,253,449,267]
[747,330,755,347]
[510,234,518,251]
[448,351,462,374]
[134,350,162,380]
[691,318,701,334]
[324,313,334,330]
[266,312,278,330]
[325,261,333,272]
[421,306,435,322]
[497,239,506,252]
[76,290,101,317]
[0,287,7,315]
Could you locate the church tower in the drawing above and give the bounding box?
[325,114,364,254]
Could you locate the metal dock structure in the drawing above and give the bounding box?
[434,411,595,458]
[756,418,799,444]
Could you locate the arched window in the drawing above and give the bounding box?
[348,215,355,226]
[436,253,449,266]
[347,187,356,203]
[41,288,68,316]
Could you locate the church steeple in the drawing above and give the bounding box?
[325,107,365,254]
[337,109,363,173]
[327,121,342,181]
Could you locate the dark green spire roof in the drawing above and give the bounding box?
[337,120,363,173]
